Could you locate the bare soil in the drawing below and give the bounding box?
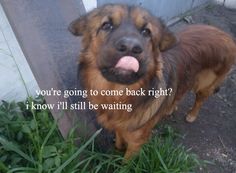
[163,4,236,173]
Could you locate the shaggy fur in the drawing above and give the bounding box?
[69,4,236,159]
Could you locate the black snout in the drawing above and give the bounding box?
[115,37,143,54]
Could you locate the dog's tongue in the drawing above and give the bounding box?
[115,56,139,73]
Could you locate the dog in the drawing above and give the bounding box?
[69,4,236,159]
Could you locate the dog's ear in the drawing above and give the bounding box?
[68,15,87,36]
[159,24,177,51]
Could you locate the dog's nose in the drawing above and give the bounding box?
[115,37,143,54]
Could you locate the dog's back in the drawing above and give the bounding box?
[164,25,236,72]
[179,24,236,65]
[162,24,236,122]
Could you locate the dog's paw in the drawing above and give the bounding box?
[186,114,197,123]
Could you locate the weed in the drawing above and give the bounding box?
[0,98,204,173]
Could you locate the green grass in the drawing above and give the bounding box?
[0,97,204,173]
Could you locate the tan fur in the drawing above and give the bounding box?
[194,69,217,92]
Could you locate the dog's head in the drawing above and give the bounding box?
[69,4,176,85]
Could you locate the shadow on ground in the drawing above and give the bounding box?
[162,4,236,173]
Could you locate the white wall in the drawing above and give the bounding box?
[0,4,39,102]
[214,0,236,8]
[225,0,236,9]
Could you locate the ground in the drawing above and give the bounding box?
[163,4,236,173]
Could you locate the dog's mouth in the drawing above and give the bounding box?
[100,55,145,85]
[115,56,140,73]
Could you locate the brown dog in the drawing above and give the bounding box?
[69,4,236,159]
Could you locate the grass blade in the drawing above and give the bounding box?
[155,147,169,172]
[7,167,37,173]
[54,128,102,173]
[0,137,36,164]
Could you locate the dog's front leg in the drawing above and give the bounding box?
[115,130,126,151]
[124,141,143,160]
[123,128,150,160]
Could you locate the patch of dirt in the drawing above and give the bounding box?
[163,4,236,173]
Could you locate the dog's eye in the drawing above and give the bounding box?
[141,28,151,37]
[101,21,114,31]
